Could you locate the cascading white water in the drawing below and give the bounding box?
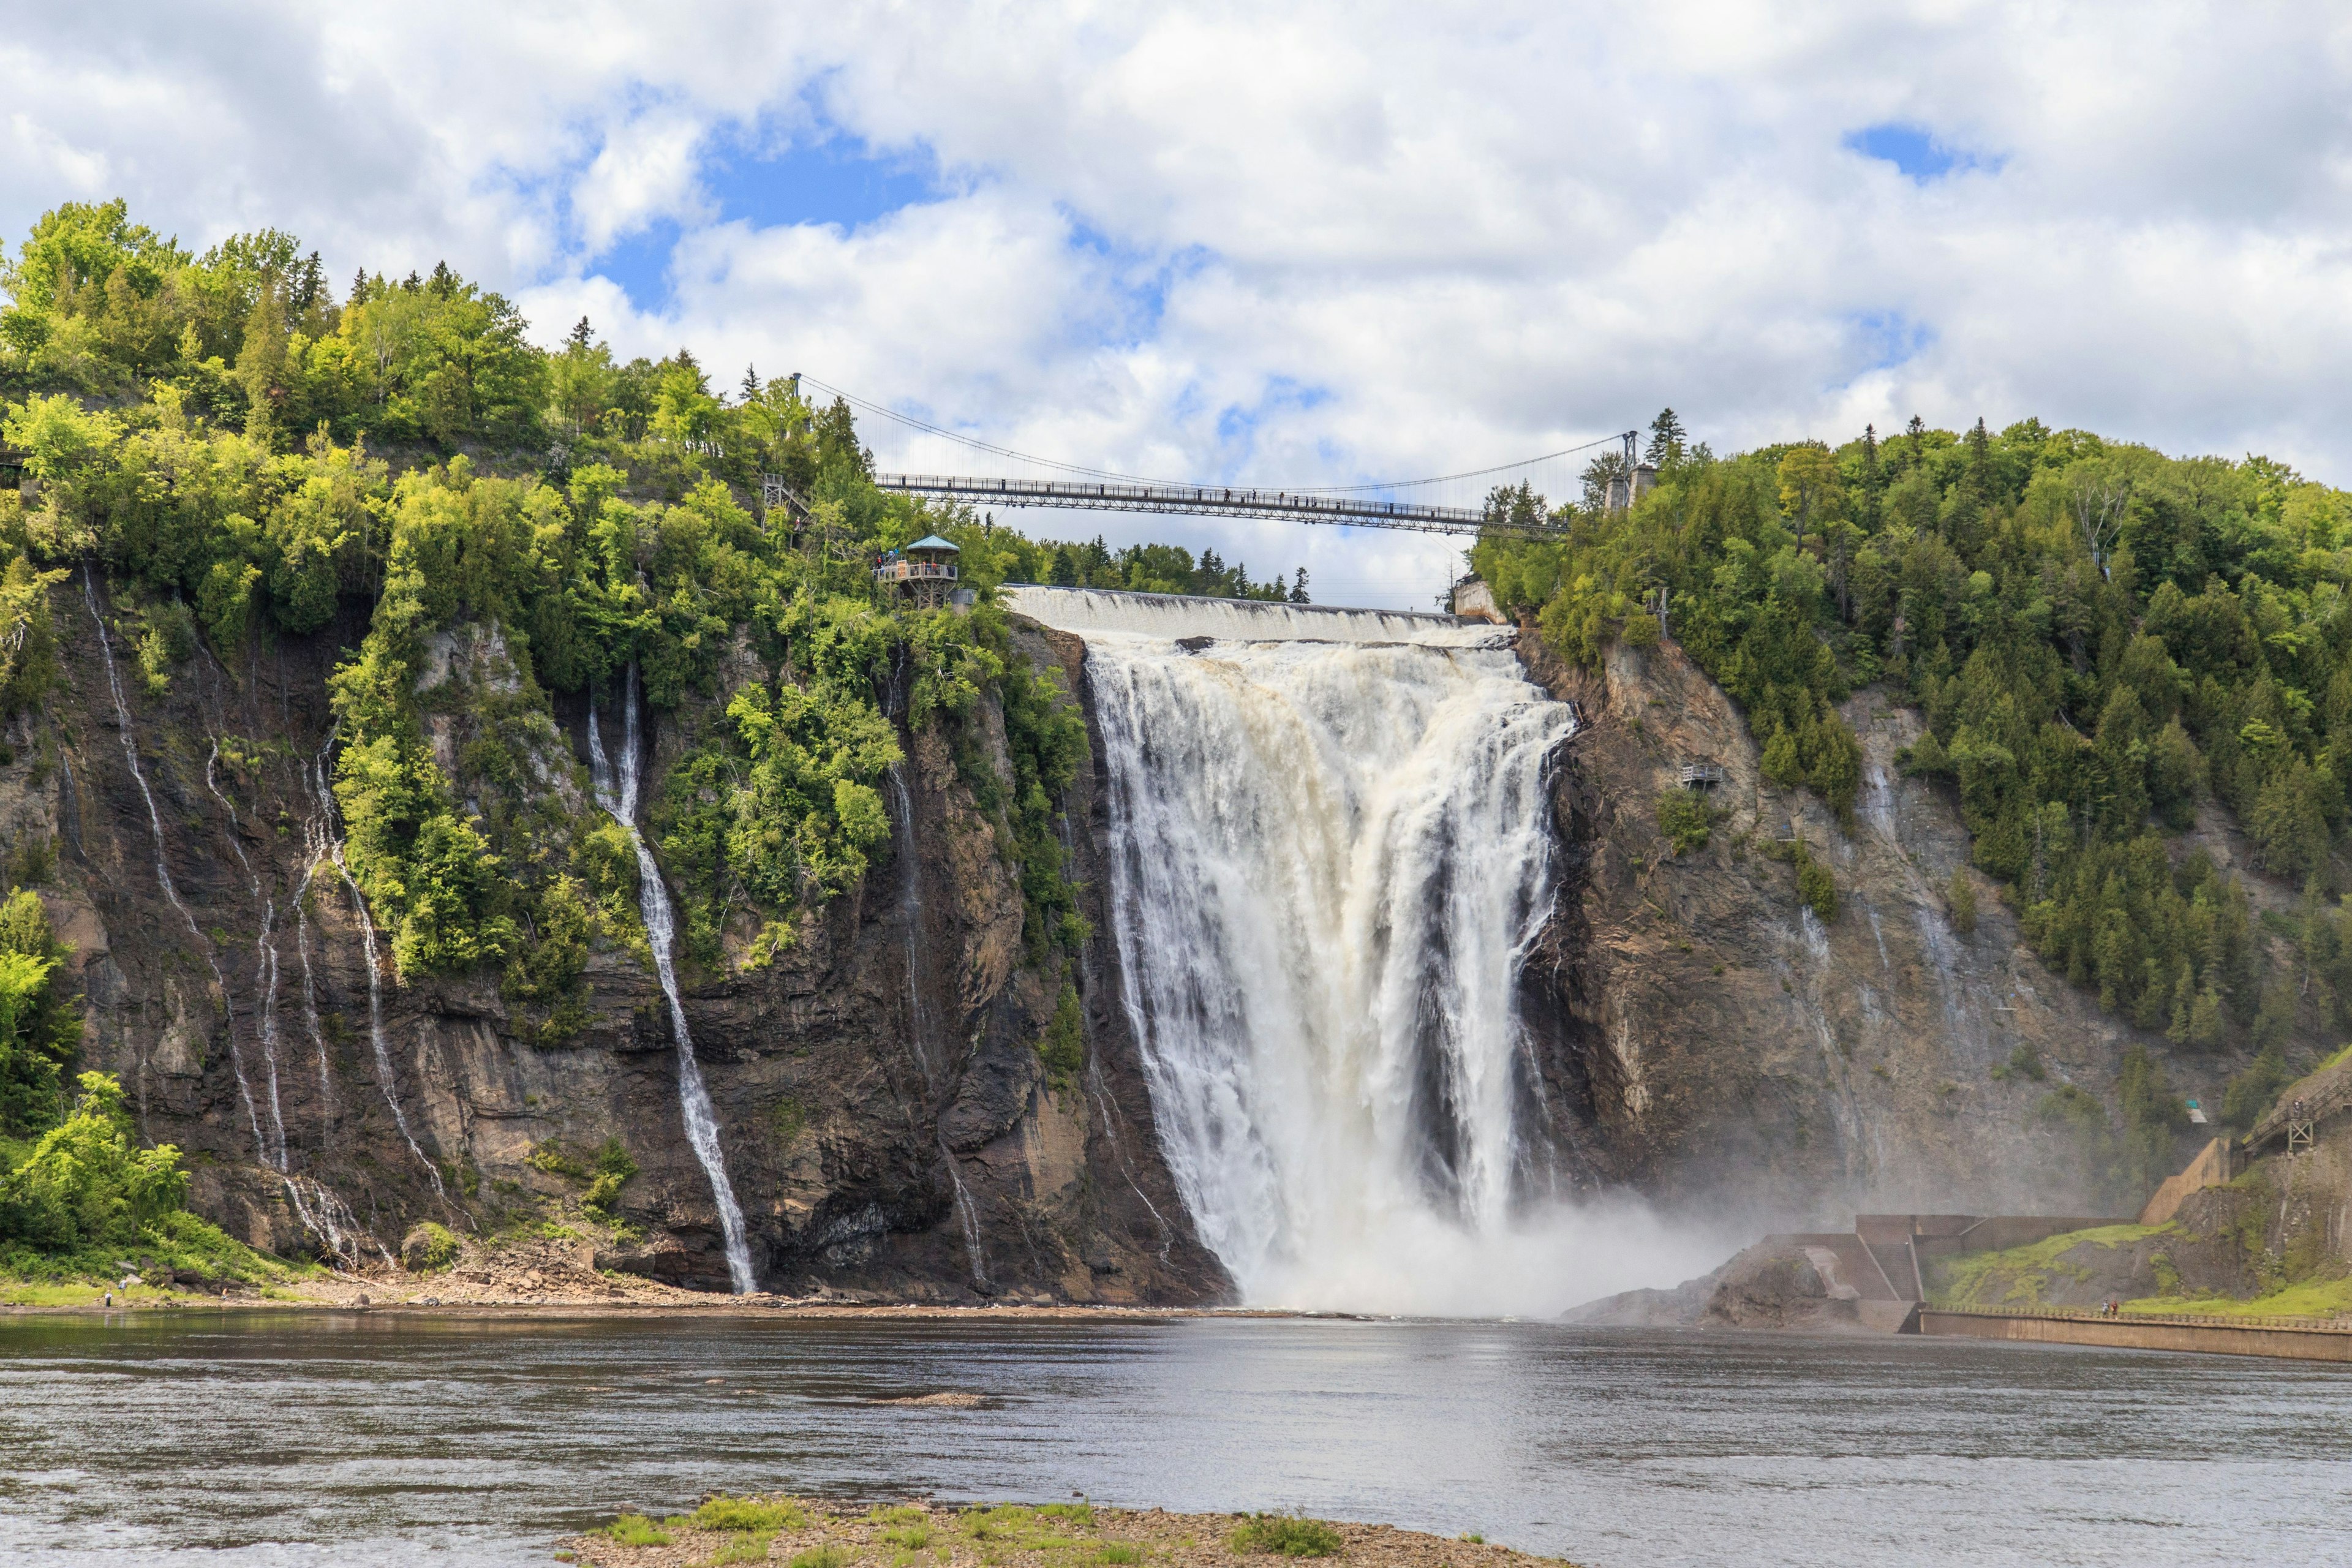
[1015,586,1679,1315]
[589,667,756,1294]
[205,737,288,1169]
[320,791,445,1200]
[884,763,989,1287]
[79,571,268,1164]
[293,744,338,1123]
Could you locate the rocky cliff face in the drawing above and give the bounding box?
[21,571,2290,1296]
[29,573,1220,1302]
[1520,630,2265,1227]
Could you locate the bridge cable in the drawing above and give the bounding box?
[795,373,1633,499]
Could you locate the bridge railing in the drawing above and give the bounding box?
[869,472,1569,540]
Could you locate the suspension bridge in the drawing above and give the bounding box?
[784,374,1638,542]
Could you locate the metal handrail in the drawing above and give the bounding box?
[871,472,1570,541]
[1924,1305,2352,1332]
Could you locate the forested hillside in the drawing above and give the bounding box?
[1476,411,2352,1131]
[0,199,1293,1156]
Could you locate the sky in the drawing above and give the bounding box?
[4,3,2349,609]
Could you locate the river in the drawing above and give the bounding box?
[1,1312,2343,1566]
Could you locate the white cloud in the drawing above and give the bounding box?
[6,2,2352,604]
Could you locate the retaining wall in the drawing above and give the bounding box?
[1920,1307,2352,1363]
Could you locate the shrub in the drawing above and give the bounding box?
[1795,851,1837,922]
[1036,985,1084,1091]
[2222,1046,2292,1131]
[1946,867,1977,933]
[0,1073,187,1251]
[583,1137,638,1218]
[1230,1515,1343,1558]
[1656,788,1713,855]
[402,1221,460,1272]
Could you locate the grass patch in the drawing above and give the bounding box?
[606,1514,672,1547]
[1099,1545,1144,1564]
[2124,1275,2352,1319]
[961,1503,1098,1551]
[881,1524,932,1550]
[707,1533,773,1565]
[696,1496,807,1533]
[788,1548,850,1568]
[1926,1224,2164,1309]
[1230,1515,1344,1558]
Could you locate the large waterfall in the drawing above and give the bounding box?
[1010,586,1673,1315]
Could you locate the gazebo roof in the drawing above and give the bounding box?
[905,535,960,554]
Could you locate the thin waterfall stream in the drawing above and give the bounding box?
[884,762,989,1288]
[78,569,269,1166]
[589,666,756,1294]
[1005,587,1610,1314]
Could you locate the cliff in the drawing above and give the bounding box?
[27,573,1220,1302]
[1520,630,2277,1227]
[17,569,2304,1297]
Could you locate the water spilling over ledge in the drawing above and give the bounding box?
[1011,585,1644,1313]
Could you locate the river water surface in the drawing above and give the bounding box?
[0,1312,2344,1566]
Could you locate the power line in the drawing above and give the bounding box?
[797,372,1627,498]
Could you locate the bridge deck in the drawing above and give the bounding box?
[871,473,1567,540]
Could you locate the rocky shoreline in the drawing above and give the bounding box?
[559,1496,1579,1568]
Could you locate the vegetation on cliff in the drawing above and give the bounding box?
[0,196,1254,1083]
[1476,409,2352,1135]
[0,1071,281,1284]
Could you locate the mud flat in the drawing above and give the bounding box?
[562,1496,1578,1568]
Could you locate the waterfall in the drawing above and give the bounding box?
[294,744,339,1124]
[1015,586,1637,1315]
[589,667,756,1294]
[204,737,289,1169]
[314,758,445,1202]
[884,763,989,1288]
[78,570,269,1166]
[295,727,441,1199]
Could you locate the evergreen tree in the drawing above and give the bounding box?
[1645,408,1687,467]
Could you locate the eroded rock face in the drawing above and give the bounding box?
[1518,631,2275,1228]
[39,584,1221,1302]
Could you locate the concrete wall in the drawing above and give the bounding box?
[2138,1138,2240,1226]
[1920,1309,2352,1363]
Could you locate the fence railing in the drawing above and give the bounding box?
[1926,1305,2352,1333]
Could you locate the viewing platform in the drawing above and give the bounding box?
[875,535,960,607]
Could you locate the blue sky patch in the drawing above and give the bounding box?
[579,126,946,312]
[1847,310,1936,372]
[704,135,940,233]
[592,217,683,316]
[1844,123,2001,184]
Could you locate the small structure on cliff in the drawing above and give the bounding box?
[876,535,960,608]
[1451,576,1509,624]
